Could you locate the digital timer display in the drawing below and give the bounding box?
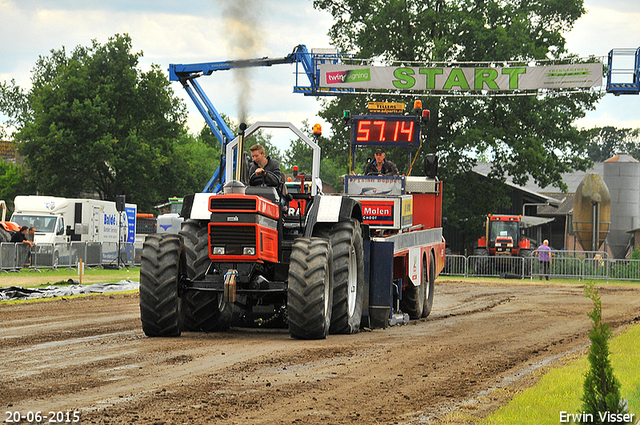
[351,115,421,146]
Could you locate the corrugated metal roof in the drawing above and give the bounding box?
[605,152,639,163]
[538,192,574,216]
[473,162,604,194]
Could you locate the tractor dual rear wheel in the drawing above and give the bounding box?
[402,253,436,320]
[401,261,425,320]
[287,237,334,340]
[139,234,185,337]
[422,254,436,318]
[315,219,365,334]
[180,220,232,332]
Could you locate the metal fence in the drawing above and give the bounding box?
[0,241,143,272]
[441,251,640,281]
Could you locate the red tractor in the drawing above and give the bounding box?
[475,214,533,257]
[473,214,534,276]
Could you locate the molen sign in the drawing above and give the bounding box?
[320,63,602,91]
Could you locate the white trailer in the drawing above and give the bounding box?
[11,196,137,267]
[12,196,137,245]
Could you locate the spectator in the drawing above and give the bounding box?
[364,148,399,176]
[27,226,36,242]
[11,226,35,267]
[536,239,552,280]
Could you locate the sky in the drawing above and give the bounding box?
[1,0,640,153]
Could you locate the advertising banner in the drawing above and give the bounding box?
[125,206,137,243]
[361,200,395,226]
[345,175,404,195]
[320,63,602,91]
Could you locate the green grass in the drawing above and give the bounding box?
[0,266,140,289]
[481,324,640,425]
[439,276,640,287]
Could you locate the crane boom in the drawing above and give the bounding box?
[168,45,350,193]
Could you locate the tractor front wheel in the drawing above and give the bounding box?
[139,234,185,337]
[287,238,333,340]
[315,219,365,334]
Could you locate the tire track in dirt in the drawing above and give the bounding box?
[2,280,639,424]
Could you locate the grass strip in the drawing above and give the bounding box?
[0,266,140,289]
[482,324,640,424]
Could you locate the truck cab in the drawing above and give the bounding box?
[11,213,67,244]
[476,214,531,256]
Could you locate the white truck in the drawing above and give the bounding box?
[11,196,137,266]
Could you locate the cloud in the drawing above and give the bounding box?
[3,0,638,147]
[566,2,640,58]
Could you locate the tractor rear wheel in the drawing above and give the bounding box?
[421,254,436,318]
[180,220,232,332]
[401,273,425,320]
[519,248,533,278]
[315,219,365,334]
[473,247,489,275]
[287,237,333,340]
[139,234,184,337]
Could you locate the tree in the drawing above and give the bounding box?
[581,283,628,424]
[2,34,189,212]
[0,161,34,206]
[283,120,345,190]
[583,127,640,162]
[314,0,602,249]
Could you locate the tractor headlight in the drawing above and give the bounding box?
[212,246,225,255]
[243,247,256,256]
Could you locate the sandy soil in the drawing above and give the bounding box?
[2,279,639,424]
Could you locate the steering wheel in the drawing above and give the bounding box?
[251,169,280,187]
[366,172,382,176]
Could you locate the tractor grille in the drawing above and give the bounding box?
[209,224,256,255]
[210,197,256,211]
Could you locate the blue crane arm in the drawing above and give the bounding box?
[169,44,349,193]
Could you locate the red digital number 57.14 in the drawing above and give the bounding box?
[355,119,414,143]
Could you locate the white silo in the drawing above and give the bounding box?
[603,152,640,259]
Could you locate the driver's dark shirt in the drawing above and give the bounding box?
[248,157,283,185]
[364,159,398,176]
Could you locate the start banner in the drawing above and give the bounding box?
[319,63,602,91]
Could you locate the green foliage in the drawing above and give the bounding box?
[482,322,640,424]
[581,283,627,424]
[170,132,220,197]
[2,34,196,211]
[443,172,511,245]
[582,127,640,162]
[0,79,30,138]
[282,120,347,190]
[0,161,34,204]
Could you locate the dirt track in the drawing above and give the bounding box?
[2,279,639,425]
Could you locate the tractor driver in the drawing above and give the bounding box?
[248,144,283,187]
[365,148,399,176]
